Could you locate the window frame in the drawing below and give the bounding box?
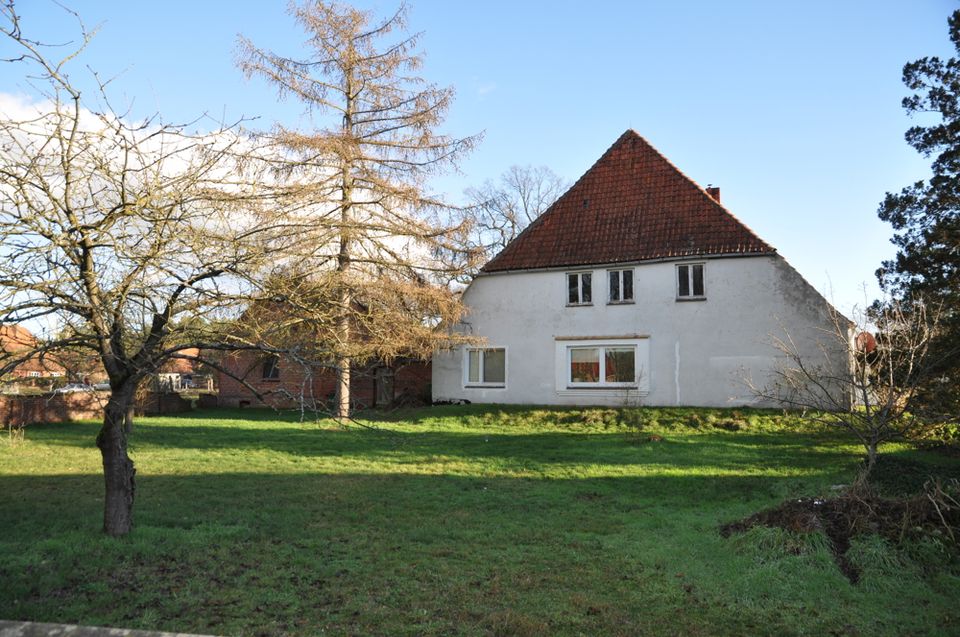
[566,271,593,306]
[463,347,507,388]
[607,268,634,304]
[261,355,280,381]
[566,344,638,388]
[676,262,706,300]
[553,337,650,396]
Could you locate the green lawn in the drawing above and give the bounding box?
[1,406,958,636]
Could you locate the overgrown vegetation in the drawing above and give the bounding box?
[2,405,958,636]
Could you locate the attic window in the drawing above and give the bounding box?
[677,263,705,300]
[567,272,592,305]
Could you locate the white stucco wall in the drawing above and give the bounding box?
[432,254,844,407]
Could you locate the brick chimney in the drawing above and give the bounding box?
[706,186,720,203]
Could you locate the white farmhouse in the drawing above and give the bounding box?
[433,130,843,407]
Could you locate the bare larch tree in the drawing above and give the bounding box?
[0,5,292,536]
[238,0,480,419]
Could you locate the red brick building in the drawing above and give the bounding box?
[218,350,431,410]
[0,324,66,379]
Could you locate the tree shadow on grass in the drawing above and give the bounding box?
[3,469,954,636]
[27,421,857,478]
[0,470,843,542]
[5,406,957,635]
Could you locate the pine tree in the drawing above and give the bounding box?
[877,9,960,418]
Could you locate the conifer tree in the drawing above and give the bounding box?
[238,1,479,419]
[877,9,960,418]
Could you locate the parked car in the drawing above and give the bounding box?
[54,383,94,394]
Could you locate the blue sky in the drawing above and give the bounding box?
[1,1,955,315]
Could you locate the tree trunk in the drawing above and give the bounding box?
[334,64,355,423]
[863,442,878,479]
[123,403,135,434]
[335,352,350,421]
[96,386,136,536]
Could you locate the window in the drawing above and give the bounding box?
[677,263,705,299]
[554,338,649,395]
[567,272,592,305]
[27,371,41,378]
[262,355,280,380]
[608,269,634,303]
[567,345,636,387]
[466,348,506,386]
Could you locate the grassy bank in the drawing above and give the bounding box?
[1,405,958,636]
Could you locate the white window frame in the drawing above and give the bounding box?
[463,347,507,388]
[676,262,705,300]
[607,268,634,304]
[567,345,637,388]
[566,271,593,306]
[554,338,650,396]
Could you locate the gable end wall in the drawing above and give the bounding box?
[432,254,845,407]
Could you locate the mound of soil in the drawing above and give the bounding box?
[721,482,960,584]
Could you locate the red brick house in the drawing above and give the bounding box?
[218,351,431,410]
[0,324,66,379]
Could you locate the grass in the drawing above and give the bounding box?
[1,405,958,636]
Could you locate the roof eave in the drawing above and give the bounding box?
[479,250,778,276]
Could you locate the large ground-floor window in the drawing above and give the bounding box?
[554,337,650,394]
[568,345,637,387]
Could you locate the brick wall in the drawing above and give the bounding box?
[0,391,108,426]
[135,392,194,416]
[218,351,431,409]
[394,360,432,405]
[0,390,202,426]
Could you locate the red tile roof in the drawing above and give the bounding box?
[481,130,775,273]
[159,347,201,375]
[0,324,66,376]
[0,324,37,351]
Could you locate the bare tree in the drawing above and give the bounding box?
[754,299,952,476]
[237,0,480,420]
[0,5,294,536]
[462,164,569,271]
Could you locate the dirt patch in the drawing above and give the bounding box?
[721,480,960,584]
